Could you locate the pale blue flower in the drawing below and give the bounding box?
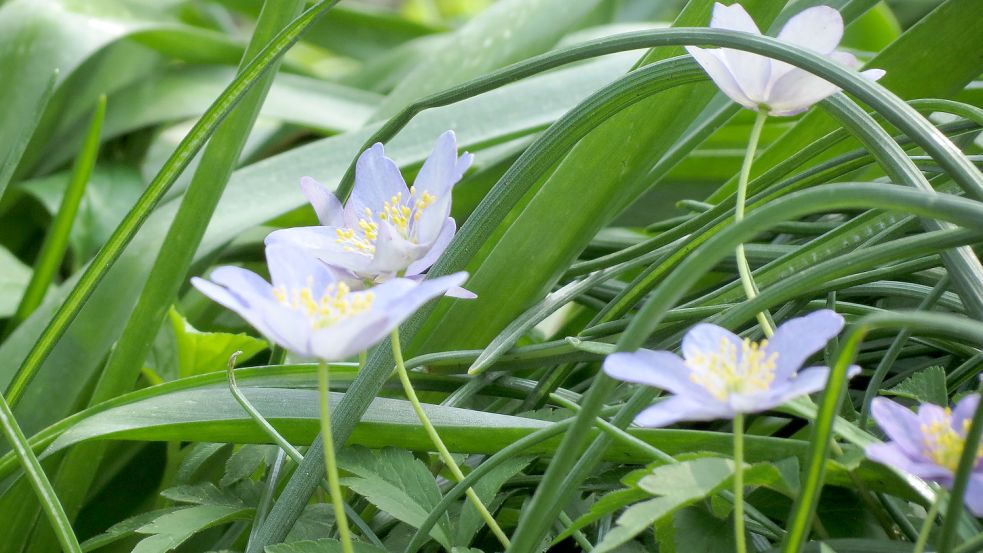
[686,3,886,116]
[267,131,473,297]
[603,310,856,427]
[191,242,467,361]
[867,395,983,515]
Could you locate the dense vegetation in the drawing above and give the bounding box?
[0,0,981,552]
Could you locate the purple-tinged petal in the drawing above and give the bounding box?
[964,473,983,516]
[765,68,840,116]
[348,143,408,221]
[917,402,949,428]
[776,6,843,55]
[633,395,733,428]
[368,223,430,275]
[210,266,275,300]
[191,275,310,355]
[603,349,711,399]
[405,218,456,276]
[310,311,391,361]
[413,131,468,199]
[300,177,344,227]
[686,46,758,110]
[266,227,373,274]
[373,272,469,326]
[766,310,845,380]
[706,4,770,102]
[871,397,928,459]
[681,323,743,363]
[952,394,980,434]
[265,242,337,293]
[866,443,953,483]
[751,365,857,412]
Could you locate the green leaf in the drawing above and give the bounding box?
[79,508,181,553]
[221,445,277,488]
[0,246,35,318]
[265,538,387,553]
[596,458,736,553]
[657,506,736,553]
[337,446,452,548]
[168,307,267,379]
[455,455,532,546]
[883,366,948,406]
[131,505,253,553]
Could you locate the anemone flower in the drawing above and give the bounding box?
[603,310,856,427]
[686,3,886,116]
[191,242,467,361]
[266,131,474,296]
[867,395,983,515]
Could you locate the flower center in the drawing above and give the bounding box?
[274,280,374,328]
[921,408,982,471]
[334,186,438,255]
[686,337,778,401]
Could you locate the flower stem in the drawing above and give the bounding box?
[0,390,81,553]
[733,412,747,553]
[390,330,511,548]
[914,491,943,553]
[735,110,774,337]
[318,361,354,553]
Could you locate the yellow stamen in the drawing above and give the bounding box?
[921,408,983,471]
[274,281,375,329]
[687,337,778,401]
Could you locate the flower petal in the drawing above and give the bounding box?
[405,218,456,276]
[633,395,734,428]
[861,68,886,81]
[865,443,952,483]
[709,2,760,34]
[681,322,743,363]
[765,69,840,116]
[412,131,470,244]
[753,365,857,412]
[265,226,373,274]
[685,46,758,110]
[964,473,983,516]
[444,285,477,299]
[776,6,843,55]
[299,176,344,227]
[603,349,711,398]
[265,242,338,293]
[870,397,927,459]
[368,223,431,275]
[348,142,408,221]
[310,311,390,360]
[766,310,844,380]
[374,272,469,325]
[952,393,980,434]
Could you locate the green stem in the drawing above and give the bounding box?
[735,110,774,337]
[733,412,747,553]
[390,330,510,549]
[318,361,354,553]
[0,391,81,553]
[914,491,943,553]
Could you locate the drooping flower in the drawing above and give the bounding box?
[266,131,474,296]
[685,3,886,116]
[603,310,856,427]
[191,242,467,361]
[867,395,983,515]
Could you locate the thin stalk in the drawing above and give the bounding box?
[733,412,747,553]
[9,96,105,331]
[390,330,510,549]
[0,391,81,553]
[914,491,944,553]
[318,361,354,553]
[735,110,774,337]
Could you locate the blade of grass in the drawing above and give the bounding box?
[7,96,105,333]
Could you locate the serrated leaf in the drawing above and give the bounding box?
[132,505,253,553]
[884,366,948,406]
[658,506,736,553]
[455,456,533,546]
[159,482,245,508]
[338,446,452,548]
[221,444,277,487]
[168,306,267,379]
[284,504,334,543]
[79,508,180,553]
[597,458,736,553]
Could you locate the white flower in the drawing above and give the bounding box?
[686,3,886,116]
